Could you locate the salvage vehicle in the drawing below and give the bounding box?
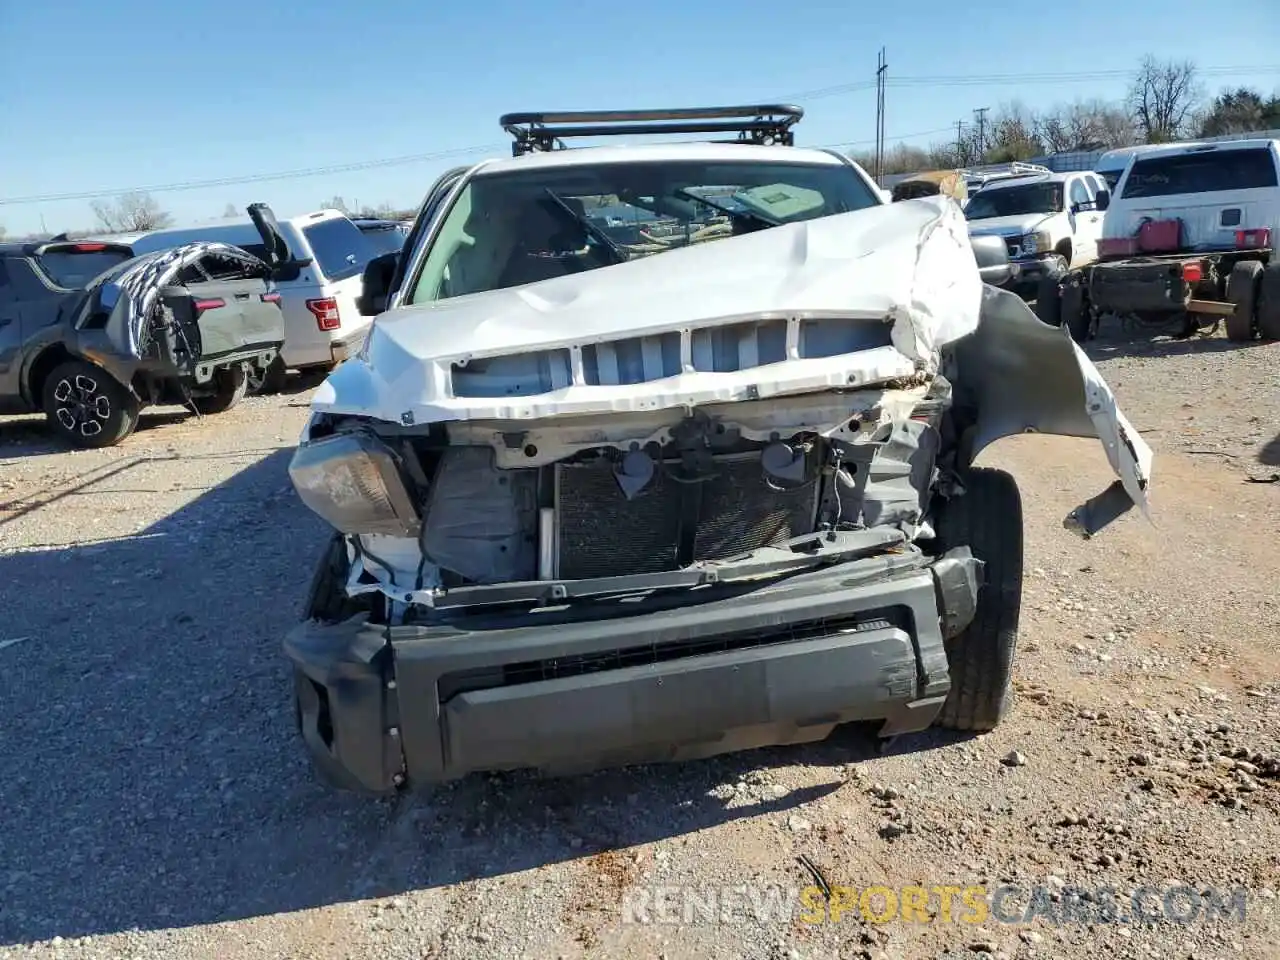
[0,204,293,447]
[1038,139,1280,342]
[112,207,377,392]
[965,169,1107,299]
[283,105,1152,794]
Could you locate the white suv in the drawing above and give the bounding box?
[964,170,1109,290]
[117,209,375,389]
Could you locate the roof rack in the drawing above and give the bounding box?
[960,161,1053,183]
[499,105,805,156]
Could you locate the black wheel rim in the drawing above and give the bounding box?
[52,374,111,438]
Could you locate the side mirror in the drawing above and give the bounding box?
[358,252,399,316]
[970,234,1015,287]
[1094,189,1111,212]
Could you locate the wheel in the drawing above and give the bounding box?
[247,355,288,395]
[1060,275,1090,342]
[1257,261,1280,341]
[1225,260,1262,342]
[932,467,1023,732]
[1034,268,1065,327]
[191,364,248,415]
[41,359,140,448]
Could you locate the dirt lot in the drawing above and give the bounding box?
[0,326,1277,960]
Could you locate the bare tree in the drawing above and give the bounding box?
[1037,99,1135,152]
[0,224,6,241]
[320,195,350,214]
[1127,56,1202,143]
[982,102,1043,161]
[89,191,174,232]
[221,202,238,218]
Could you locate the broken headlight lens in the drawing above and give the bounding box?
[288,431,421,537]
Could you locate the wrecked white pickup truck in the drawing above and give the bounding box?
[284,106,1152,793]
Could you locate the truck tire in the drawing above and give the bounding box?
[247,355,288,395]
[1257,261,1280,341]
[41,359,140,448]
[1225,260,1262,342]
[191,364,248,415]
[932,467,1023,732]
[1034,269,1064,327]
[1060,274,1090,342]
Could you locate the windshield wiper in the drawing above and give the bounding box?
[542,189,627,265]
[673,187,781,229]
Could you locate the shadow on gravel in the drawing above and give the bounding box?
[0,446,968,945]
[0,410,193,459]
[1083,326,1273,362]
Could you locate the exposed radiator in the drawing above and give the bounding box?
[554,453,820,580]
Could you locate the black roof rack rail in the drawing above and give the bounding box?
[499,105,804,156]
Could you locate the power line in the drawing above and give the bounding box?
[0,143,507,206]
[6,62,1278,207]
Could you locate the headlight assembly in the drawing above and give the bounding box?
[1026,230,1053,255]
[289,431,421,537]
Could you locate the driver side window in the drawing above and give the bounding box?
[1069,179,1092,209]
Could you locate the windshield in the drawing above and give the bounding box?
[358,226,407,257]
[1099,170,1122,191]
[34,247,133,289]
[406,159,878,304]
[301,217,376,282]
[964,182,1063,220]
[1121,147,1278,199]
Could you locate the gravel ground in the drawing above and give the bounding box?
[0,326,1277,960]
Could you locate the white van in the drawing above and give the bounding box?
[118,209,375,389]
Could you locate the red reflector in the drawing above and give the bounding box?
[72,242,107,252]
[306,297,341,331]
[260,292,282,304]
[1180,262,1203,283]
[1235,228,1271,250]
[193,298,226,311]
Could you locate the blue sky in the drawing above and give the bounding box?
[1,0,1277,235]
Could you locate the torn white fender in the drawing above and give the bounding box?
[948,285,1152,537]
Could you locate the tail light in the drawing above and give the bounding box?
[72,242,107,252]
[193,298,226,313]
[1235,228,1271,250]
[260,292,282,304]
[306,297,341,331]
[1179,261,1204,284]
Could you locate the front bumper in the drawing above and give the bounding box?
[285,549,978,793]
[1009,255,1060,290]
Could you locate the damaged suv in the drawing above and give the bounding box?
[0,204,296,447]
[285,106,1153,793]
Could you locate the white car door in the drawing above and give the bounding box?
[1070,176,1105,266]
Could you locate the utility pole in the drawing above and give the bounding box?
[955,120,967,166]
[873,47,887,183]
[974,107,990,159]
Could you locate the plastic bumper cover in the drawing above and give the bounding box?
[284,549,980,793]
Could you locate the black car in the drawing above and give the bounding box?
[0,204,296,448]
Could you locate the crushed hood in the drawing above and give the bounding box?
[314,196,983,423]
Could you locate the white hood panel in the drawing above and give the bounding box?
[312,197,983,424]
[966,213,1051,238]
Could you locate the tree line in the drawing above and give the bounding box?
[850,55,1280,176]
